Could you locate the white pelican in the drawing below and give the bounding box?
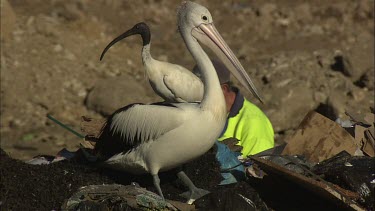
[100,22,204,103]
[94,1,262,203]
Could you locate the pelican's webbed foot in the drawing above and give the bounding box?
[177,171,210,204]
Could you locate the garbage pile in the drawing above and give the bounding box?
[64,111,375,210]
[0,110,373,210]
[71,110,374,210]
[246,111,374,211]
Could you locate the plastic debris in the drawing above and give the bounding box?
[313,151,374,210]
[194,181,270,211]
[336,118,355,128]
[62,184,190,211]
[250,155,366,211]
[215,140,245,185]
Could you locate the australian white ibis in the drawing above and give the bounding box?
[94,1,262,203]
[100,22,204,103]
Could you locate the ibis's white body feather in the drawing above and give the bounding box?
[142,44,204,103]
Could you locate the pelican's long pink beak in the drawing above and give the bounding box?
[192,23,263,104]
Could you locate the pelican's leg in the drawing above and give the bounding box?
[177,170,210,204]
[152,174,165,200]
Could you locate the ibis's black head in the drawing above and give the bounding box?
[100,22,151,61]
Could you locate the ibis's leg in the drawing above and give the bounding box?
[152,174,165,200]
[177,170,210,204]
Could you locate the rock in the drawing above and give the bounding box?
[354,0,374,20]
[34,15,60,37]
[309,24,324,35]
[350,89,367,102]
[294,3,312,22]
[313,91,328,103]
[53,44,63,52]
[355,68,374,90]
[63,78,87,98]
[258,3,277,17]
[330,51,353,77]
[255,3,277,40]
[51,1,85,21]
[64,50,76,61]
[345,32,374,81]
[85,75,154,116]
[327,90,348,117]
[1,0,16,41]
[276,18,290,27]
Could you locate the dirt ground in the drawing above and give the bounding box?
[1,0,374,160]
[0,0,374,209]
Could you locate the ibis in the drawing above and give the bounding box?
[100,22,204,103]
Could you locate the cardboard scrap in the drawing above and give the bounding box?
[79,116,107,148]
[363,129,374,156]
[222,138,243,152]
[282,111,357,163]
[363,113,374,125]
[80,116,106,138]
[352,112,375,157]
[345,110,374,126]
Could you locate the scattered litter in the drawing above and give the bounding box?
[62,184,186,211]
[194,181,270,211]
[349,111,375,157]
[237,193,256,208]
[313,151,374,210]
[10,110,375,210]
[25,148,81,165]
[336,118,355,128]
[250,156,365,211]
[358,183,371,198]
[246,165,264,178]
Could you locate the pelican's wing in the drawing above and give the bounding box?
[109,103,185,146]
[94,103,187,158]
[163,65,204,102]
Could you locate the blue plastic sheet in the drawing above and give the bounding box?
[215,141,245,185]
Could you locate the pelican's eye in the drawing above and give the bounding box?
[202,15,208,22]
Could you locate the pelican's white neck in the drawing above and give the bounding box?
[181,28,226,117]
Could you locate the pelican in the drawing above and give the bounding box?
[100,22,204,103]
[94,1,262,203]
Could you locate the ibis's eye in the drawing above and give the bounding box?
[202,15,208,21]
